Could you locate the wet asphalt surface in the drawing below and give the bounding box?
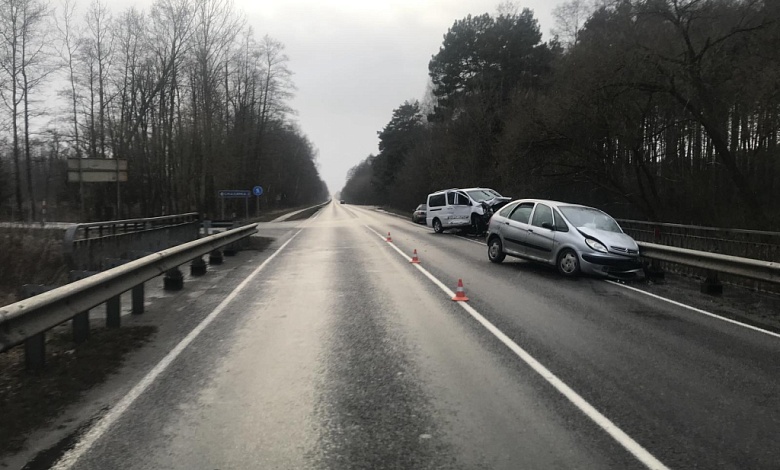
[32,202,780,469]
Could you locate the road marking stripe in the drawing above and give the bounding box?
[366,225,669,470]
[606,281,780,339]
[52,230,303,469]
[370,207,486,245]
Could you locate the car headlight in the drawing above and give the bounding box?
[585,238,608,253]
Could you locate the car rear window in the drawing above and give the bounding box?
[428,194,445,207]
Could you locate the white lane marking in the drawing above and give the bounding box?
[454,234,486,245]
[365,225,669,470]
[52,231,303,470]
[368,207,486,245]
[607,280,780,339]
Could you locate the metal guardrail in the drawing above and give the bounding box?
[619,219,780,292]
[637,242,780,285]
[0,224,258,362]
[617,219,780,261]
[63,213,201,271]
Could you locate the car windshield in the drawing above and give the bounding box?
[558,206,622,233]
[416,204,426,210]
[466,189,497,202]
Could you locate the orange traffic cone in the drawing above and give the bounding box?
[386,232,392,242]
[410,249,420,264]
[452,278,469,301]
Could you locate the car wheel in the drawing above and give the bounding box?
[488,237,505,263]
[433,218,443,234]
[557,249,580,277]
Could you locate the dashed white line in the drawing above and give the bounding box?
[52,231,303,469]
[366,225,669,470]
[607,280,780,339]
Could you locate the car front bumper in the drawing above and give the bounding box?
[580,253,644,279]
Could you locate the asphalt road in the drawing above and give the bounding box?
[47,201,780,469]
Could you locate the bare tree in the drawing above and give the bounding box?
[551,0,593,50]
[190,0,243,212]
[83,0,113,159]
[0,0,51,221]
[55,0,84,214]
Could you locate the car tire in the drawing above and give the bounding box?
[433,218,443,234]
[488,237,505,263]
[557,249,580,277]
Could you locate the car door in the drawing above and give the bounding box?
[426,193,446,227]
[438,191,455,227]
[451,191,472,226]
[526,203,556,262]
[501,202,535,255]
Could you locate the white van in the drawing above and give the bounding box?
[426,188,510,233]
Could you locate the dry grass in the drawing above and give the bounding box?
[0,325,156,456]
[0,228,67,307]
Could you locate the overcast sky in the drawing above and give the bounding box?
[109,0,566,194]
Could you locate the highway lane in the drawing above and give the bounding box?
[347,204,780,469]
[48,201,778,469]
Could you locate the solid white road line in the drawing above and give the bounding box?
[52,230,304,470]
[607,280,780,339]
[369,207,486,245]
[366,225,669,470]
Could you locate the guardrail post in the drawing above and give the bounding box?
[645,225,665,280]
[164,268,184,290]
[223,243,237,256]
[132,283,145,314]
[72,311,90,343]
[190,256,207,276]
[701,270,723,295]
[68,271,97,342]
[25,334,45,370]
[209,249,223,265]
[18,285,52,370]
[106,295,121,328]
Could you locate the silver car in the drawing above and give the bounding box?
[486,199,643,279]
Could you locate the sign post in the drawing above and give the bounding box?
[218,190,251,220]
[67,158,128,219]
[252,186,263,217]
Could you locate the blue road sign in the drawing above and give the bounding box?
[218,190,251,198]
[252,186,263,197]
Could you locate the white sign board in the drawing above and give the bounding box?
[67,158,128,183]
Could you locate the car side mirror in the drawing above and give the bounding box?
[541,222,554,230]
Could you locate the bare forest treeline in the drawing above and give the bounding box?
[0,0,328,222]
[342,0,780,229]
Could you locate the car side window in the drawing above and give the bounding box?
[457,192,470,205]
[509,203,534,223]
[531,204,554,228]
[429,194,445,207]
[447,192,456,205]
[553,209,569,232]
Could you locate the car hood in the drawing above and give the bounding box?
[484,197,512,209]
[576,227,638,252]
